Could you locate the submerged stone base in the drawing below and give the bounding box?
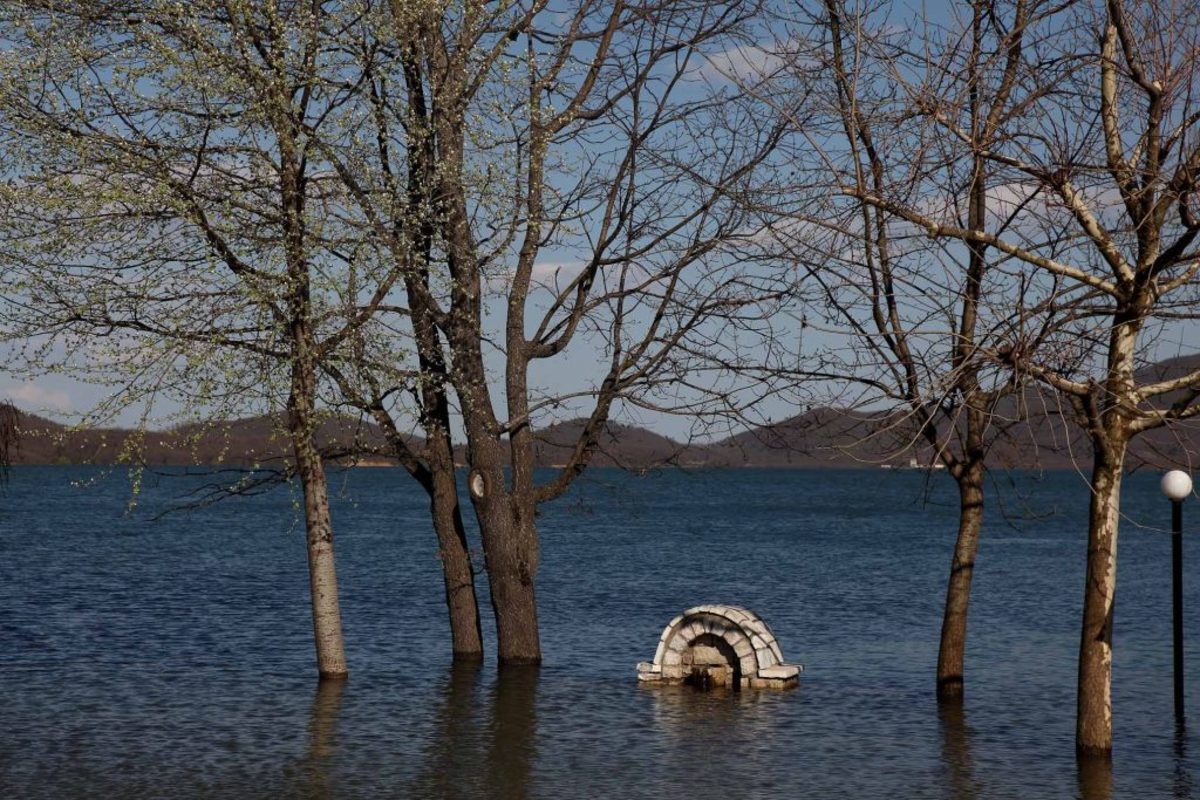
[636,604,802,690]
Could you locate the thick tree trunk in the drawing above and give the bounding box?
[289,372,349,680]
[937,459,985,701]
[478,500,542,664]
[428,464,483,660]
[451,314,541,662]
[468,450,542,664]
[1076,440,1126,756]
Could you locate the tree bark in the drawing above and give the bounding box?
[365,399,483,661]
[470,459,542,664]
[937,458,985,701]
[428,463,484,660]
[289,371,349,680]
[1076,438,1126,756]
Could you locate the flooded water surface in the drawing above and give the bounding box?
[1,466,1198,798]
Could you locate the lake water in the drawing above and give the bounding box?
[0,465,1197,799]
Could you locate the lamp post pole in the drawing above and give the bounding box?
[1175,497,1185,720]
[1162,470,1193,722]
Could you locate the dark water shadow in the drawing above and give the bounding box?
[409,661,538,800]
[938,701,979,800]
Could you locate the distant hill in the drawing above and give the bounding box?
[9,354,1200,471]
[9,412,404,468]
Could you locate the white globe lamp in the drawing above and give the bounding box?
[1162,470,1193,502]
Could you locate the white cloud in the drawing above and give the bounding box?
[698,41,803,86]
[531,260,587,287]
[1,381,73,411]
[486,260,588,292]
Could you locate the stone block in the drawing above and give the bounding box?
[759,664,800,680]
[756,647,777,667]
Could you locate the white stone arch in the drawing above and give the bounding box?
[637,604,801,689]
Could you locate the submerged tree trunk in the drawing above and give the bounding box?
[466,441,541,664]
[289,362,349,680]
[288,319,350,681]
[484,507,541,664]
[937,458,985,701]
[428,459,484,660]
[1076,436,1126,756]
[365,400,483,661]
[1076,312,1139,755]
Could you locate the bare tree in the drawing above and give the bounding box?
[835,0,1200,755]
[784,0,1049,704]
[318,0,792,662]
[0,0,795,668]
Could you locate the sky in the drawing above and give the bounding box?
[4,0,1200,443]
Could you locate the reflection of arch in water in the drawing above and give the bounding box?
[645,681,786,740]
[637,604,801,689]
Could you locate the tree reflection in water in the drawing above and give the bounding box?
[408,661,539,799]
[486,665,539,800]
[300,678,346,799]
[938,701,979,799]
[1175,722,1194,800]
[1077,754,1113,800]
[646,682,782,738]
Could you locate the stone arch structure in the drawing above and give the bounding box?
[636,604,801,689]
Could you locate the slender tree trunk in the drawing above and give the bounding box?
[0,401,17,480]
[1076,436,1127,756]
[289,367,349,680]
[428,461,484,660]
[395,30,484,660]
[368,401,483,660]
[937,458,985,701]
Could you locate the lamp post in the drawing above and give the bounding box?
[1162,470,1193,721]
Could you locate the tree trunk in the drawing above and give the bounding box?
[468,450,542,664]
[477,500,542,664]
[428,463,484,660]
[289,374,349,680]
[937,458,985,701]
[1076,439,1126,756]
